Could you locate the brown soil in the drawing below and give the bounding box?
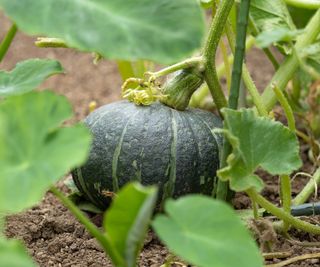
[2,14,320,267]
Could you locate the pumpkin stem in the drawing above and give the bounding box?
[159,67,204,111]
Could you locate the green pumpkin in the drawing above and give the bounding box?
[72,100,222,210]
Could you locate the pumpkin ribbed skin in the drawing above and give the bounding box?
[73,100,222,210]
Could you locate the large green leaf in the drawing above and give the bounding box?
[0,59,64,97]
[153,196,263,267]
[0,238,35,267]
[218,108,302,192]
[0,91,91,213]
[0,0,205,64]
[104,182,158,267]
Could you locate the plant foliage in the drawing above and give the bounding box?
[104,183,158,267]
[0,91,91,213]
[218,108,302,192]
[0,59,63,97]
[0,238,35,267]
[153,195,264,267]
[0,0,205,64]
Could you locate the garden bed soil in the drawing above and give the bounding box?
[2,15,320,267]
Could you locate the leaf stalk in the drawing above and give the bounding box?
[0,24,17,62]
[246,188,320,235]
[202,0,234,111]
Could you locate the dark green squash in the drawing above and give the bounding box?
[72,100,222,210]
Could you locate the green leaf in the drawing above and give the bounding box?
[0,0,205,64]
[0,238,35,267]
[0,91,91,213]
[218,108,302,192]
[250,0,298,52]
[250,0,296,32]
[0,59,64,97]
[153,196,263,267]
[104,182,158,267]
[256,27,303,48]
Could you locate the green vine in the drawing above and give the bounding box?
[292,167,320,205]
[273,83,296,131]
[280,174,292,232]
[146,57,203,79]
[0,23,17,62]
[247,188,320,235]
[202,0,234,111]
[284,0,320,9]
[224,20,268,117]
[190,36,255,107]
[216,0,251,201]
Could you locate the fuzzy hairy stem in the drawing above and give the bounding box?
[203,0,234,111]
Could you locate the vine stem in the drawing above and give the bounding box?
[262,9,320,111]
[265,252,320,267]
[190,36,255,107]
[202,0,235,111]
[246,188,320,235]
[273,84,296,131]
[228,0,250,110]
[224,20,268,117]
[292,167,320,205]
[216,0,251,201]
[284,0,320,9]
[49,186,125,267]
[0,24,17,62]
[146,56,203,79]
[279,174,292,232]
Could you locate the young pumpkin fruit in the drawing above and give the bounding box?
[72,100,222,210]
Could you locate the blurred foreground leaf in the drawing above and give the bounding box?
[0,91,91,213]
[104,182,158,267]
[0,59,63,97]
[153,196,263,267]
[0,238,35,267]
[0,0,205,64]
